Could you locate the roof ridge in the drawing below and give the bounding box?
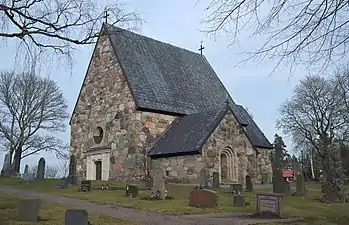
[105,23,205,58]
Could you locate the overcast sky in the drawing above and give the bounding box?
[0,0,306,172]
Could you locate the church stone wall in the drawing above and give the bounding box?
[152,111,264,184]
[70,31,175,181]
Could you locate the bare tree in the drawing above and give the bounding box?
[56,146,69,178]
[45,165,58,178]
[277,75,347,189]
[333,66,349,129]
[202,0,349,74]
[0,0,141,64]
[0,70,69,174]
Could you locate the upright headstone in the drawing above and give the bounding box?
[36,157,45,179]
[296,174,306,196]
[256,192,283,218]
[233,195,245,207]
[22,165,34,183]
[151,167,166,200]
[126,185,139,198]
[199,168,209,188]
[284,181,292,196]
[230,183,244,195]
[212,172,220,189]
[17,199,40,221]
[65,209,89,225]
[189,189,217,208]
[23,164,29,175]
[246,175,254,192]
[68,155,78,185]
[1,153,11,177]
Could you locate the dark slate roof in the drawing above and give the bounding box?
[148,106,228,157]
[106,24,235,115]
[232,105,273,149]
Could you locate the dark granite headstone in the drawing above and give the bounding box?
[212,172,220,189]
[65,209,88,225]
[80,180,92,192]
[68,155,77,185]
[145,176,153,188]
[189,189,217,208]
[36,157,45,179]
[17,199,40,221]
[284,181,292,196]
[0,153,11,177]
[230,183,244,195]
[233,195,245,207]
[126,185,139,198]
[245,175,254,192]
[296,174,306,196]
[56,178,70,189]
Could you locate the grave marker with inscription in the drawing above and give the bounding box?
[126,185,139,198]
[151,167,166,200]
[36,157,46,179]
[230,183,244,195]
[80,180,92,192]
[256,192,283,218]
[212,172,220,189]
[199,168,209,188]
[189,189,217,208]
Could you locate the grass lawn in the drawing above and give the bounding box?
[0,178,349,225]
[0,192,133,225]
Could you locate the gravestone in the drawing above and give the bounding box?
[56,177,70,189]
[296,174,306,196]
[80,180,92,192]
[212,172,220,189]
[1,153,11,177]
[68,155,78,185]
[246,175,254,192]
[65,209,89,225]
[233,195,245,207]
[284,181,292,196]
[22,166,34,183]
[126,185,139,198]
[189,189,217,208]
[145,177,153,188]
[256,192,283,217]
[230,183,244,195]
[17,199,40,221]
[151,167,166,200]
[36,157,46,179]
[199,168,209,188]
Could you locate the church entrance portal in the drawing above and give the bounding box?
[95,161,102,180]
[220,147,237,182]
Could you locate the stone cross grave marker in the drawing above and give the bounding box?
[17,199,40,221]
[256,192,283,218]
[230,183,244,195]
[126,185,139,198]
[199,168,209,188]
[151,167,166,200]
[68,155,78,185]
[36,157,46,179]
[245,175,254,192]
[1,153,11,177]
[212,172,220,189]
[65,209,89,225]
[189,189,217,208]
[296,174,306,196]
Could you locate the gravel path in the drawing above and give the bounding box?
[0,186,243,225]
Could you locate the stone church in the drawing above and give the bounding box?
[69,23,273,184]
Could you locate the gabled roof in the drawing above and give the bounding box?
[148,104,273,158]
[106,24,235,115]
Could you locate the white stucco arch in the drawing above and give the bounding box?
[219,146,238,182]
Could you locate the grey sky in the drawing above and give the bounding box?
[0,0,304,171]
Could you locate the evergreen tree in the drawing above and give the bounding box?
[272,133,285,193]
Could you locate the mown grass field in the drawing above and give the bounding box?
[0,178,348,225]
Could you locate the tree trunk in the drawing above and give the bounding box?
[12,148,22,174]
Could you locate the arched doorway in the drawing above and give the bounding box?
[219,147,237,182]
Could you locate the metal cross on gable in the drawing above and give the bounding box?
[104,10,110,24]
[198,41,204,55]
